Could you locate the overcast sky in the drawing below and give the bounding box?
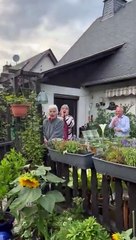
[0,0,103,71]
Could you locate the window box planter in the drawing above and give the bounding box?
[93,155,136,183]
[48,149,94,169]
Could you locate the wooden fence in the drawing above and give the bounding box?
[44,156,136,233]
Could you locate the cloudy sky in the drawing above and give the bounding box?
[0,0,103,72]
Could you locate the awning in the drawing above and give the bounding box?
[106,86,136,97]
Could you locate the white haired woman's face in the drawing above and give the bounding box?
[48,108,58,119]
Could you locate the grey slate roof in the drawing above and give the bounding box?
[54,0,136,85]
[10,49,57,72]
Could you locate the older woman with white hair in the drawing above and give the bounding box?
[43,104,64,144]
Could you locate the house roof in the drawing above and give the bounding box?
[57,1,132,67]
[43,0,135,87]
[41,43,124,79]
[10,49,58,72]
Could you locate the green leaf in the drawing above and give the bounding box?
[10,187,41,211]
[39,190,65,213]
[8,185,22,196]
[38,190,65,213]
[50,190,65,202]
[45,172,65,183]
[22,205,38,217]
[38,194,55,213]
[32,165,51,176]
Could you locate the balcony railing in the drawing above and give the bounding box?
[44,155,136,233]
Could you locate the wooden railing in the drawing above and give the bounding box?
[44,156,136,233]
[0,141,13,161]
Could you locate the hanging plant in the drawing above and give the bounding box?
[4,94,30,117]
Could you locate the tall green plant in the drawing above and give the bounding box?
[0,148,26,209]
[20,93,44,165]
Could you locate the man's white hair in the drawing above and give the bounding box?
[48,104,58,114]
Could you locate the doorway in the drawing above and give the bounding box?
[54,94,79,136]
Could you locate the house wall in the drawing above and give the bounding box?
[87,80,136,119]
[41,79,136,136]
[41,84,90,135]
[33,57,55,73]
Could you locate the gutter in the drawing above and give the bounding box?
[83,73,136,87]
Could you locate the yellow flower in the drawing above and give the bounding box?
[112,233,122,240]
[19,174,39,188]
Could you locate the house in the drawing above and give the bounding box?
[0,49,57,92]
[41,0,136,135]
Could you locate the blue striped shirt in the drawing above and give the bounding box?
[109,115,130,137]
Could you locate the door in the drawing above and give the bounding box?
[54,94,79,136]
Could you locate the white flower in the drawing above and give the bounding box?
[68,217,72,221]
[63,150,68,154]
[99,124,107,136]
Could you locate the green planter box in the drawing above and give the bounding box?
[48,149,94,169]
[93,156,136,183]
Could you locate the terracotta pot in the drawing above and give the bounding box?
[10,104,30,117]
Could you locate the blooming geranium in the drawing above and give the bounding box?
[19,173,39,188]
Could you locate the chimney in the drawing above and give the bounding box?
[2,64,12,73]
[102,0,127,20]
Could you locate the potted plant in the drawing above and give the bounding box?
[93,142,136,183]
[5,94,30,117]
[48,140,94,169]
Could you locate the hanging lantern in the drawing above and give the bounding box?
[36,91,48,104]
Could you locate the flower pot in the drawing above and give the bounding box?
[0,211,14,232]
[93,156,136,183]
[10,104,30,117]
[0,231,12,240]
[48,149,94,169]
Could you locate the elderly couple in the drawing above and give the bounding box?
[43,104,75,144]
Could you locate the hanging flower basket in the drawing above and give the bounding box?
[10,104,30,117]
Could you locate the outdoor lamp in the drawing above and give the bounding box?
[36,90,48,104]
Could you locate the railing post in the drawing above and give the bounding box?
[115,178,123,231]
[91,169,99,219]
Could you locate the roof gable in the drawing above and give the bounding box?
[10,49,58,72]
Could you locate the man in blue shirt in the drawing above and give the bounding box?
[109,106,130,137]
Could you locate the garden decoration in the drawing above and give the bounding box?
[99,124,107,138]
[8,165,65,240]
[48,140,94,169]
